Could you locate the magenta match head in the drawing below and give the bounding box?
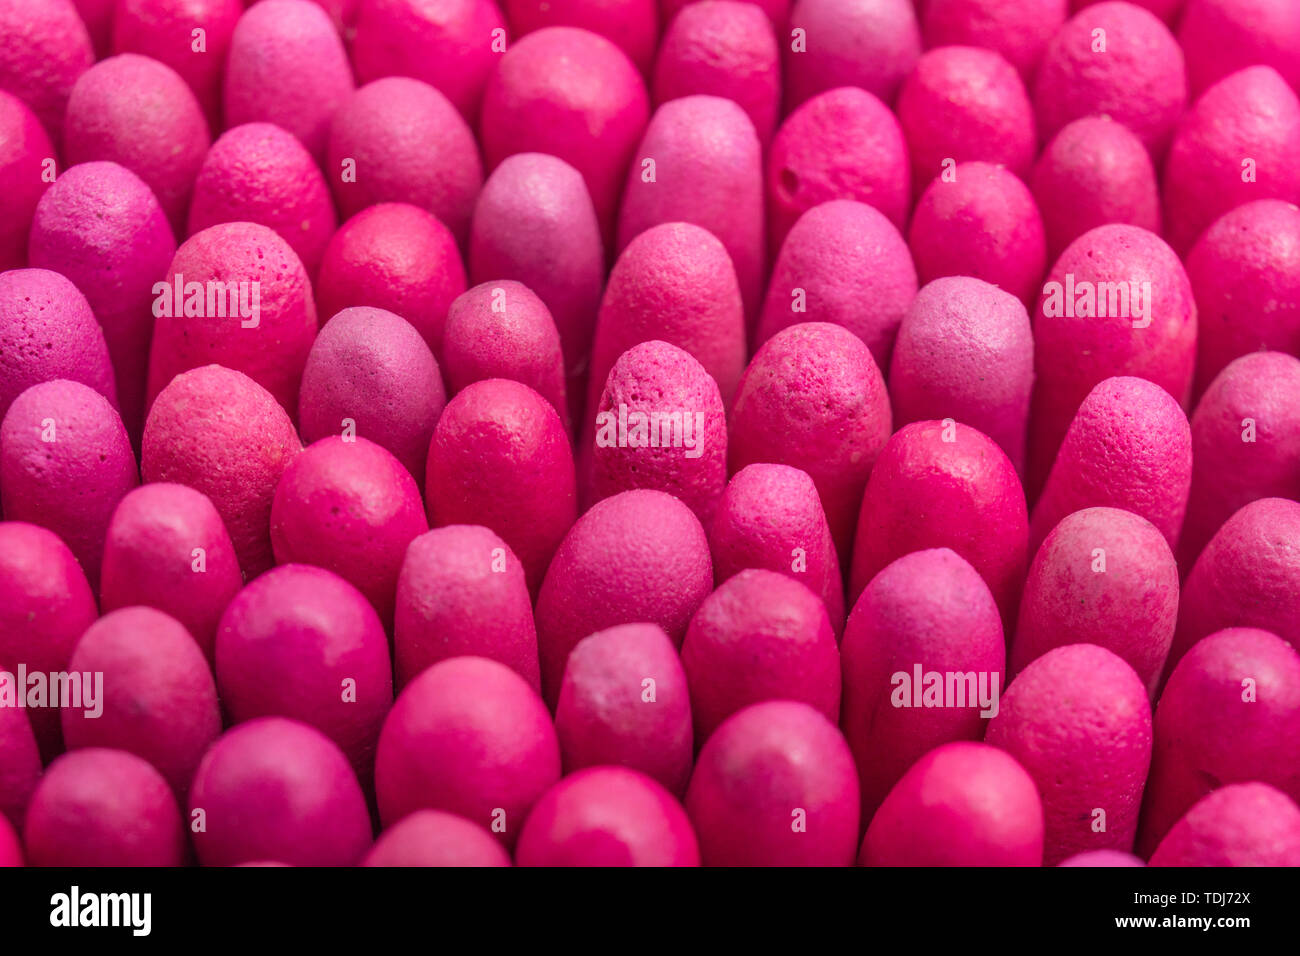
[215,564,394,781]
[395,525,540,692]
[0,703,40,832]
[986,644,1151,865]
[758,199,917,371]
[24,749,187,867]
[0,269,117,423]
[686,700,860,866]
[142,364,302,579]
[1163,66,1300,256]
[63,606,221,798]
[709,463,845,635]
[1181,352,1300,570]
[535,489,713,706]
[663,0,790,23]
[861,742,1044,866]
[1015,507,1177,697]
[1,379,138,591]
[363,810,511,867]
[0,91,53,272]
[1034,1,1186,159]
[1058,849,1144,867]
[1138,627,1300,858]
[554,622,693,797]
[618,96,765,322]
[890,277,1034,475]
[147,221,317,421]
[270,436,428,629]
[783,0,920,109]
[100,482,243,663]
[351,0,506,123]
[1030,376,1192,557]
[481,26,650,246]
[1031,116,1161,261]
[374,656,561,847]
[897,46,1037,189]
[189,717,373,866]
[328,77,483,248]
[908,162,1046,307]
[63,53,209,235]
[653,1,780,146]
[850,420,1027,628]
[1186,201,1300,399]
[222,0,353,163]
[922,0,1067,81]
[0,0,93,148]
[299,306,446,492]
[517,767,700,867]
[1149,783,1300,866]
[426,378,576,598]
[591,340,727,527]
[1169,497,1300,681]
[767,86,910,253]
[731,322,892,565]
[317,203,467,363]
[843,548,1005,818]
[682,569,840,743]
[468,153,604,425]
[0,522,98,760]
[189,122,337,280]
[1028,224,1196,495]
[443,281,567,430]
[0,810,18,867]
[28,161,176,442]
[1178,0,1300,98]
[506,0,660,74]
[111,0,243,131]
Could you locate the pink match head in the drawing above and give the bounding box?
[921,0,1067,81]
[0,696,42,832]
[505,0,660,74]
[1058,849,1145,867]
[0,0,93,147]
[0,90,54,272]
[1148,783,1300,866]
[363,810,511,867]
[1178,0,1300,98]
[783,0,920,108]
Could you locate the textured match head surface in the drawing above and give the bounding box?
[985,643,1152,865]
[921,0,1067,81]
[23,748,186,867]
[767,86,910,252]
[860,741,1044,866]
[395,525,540,692]
[188,716,373,866]
[1014,506,1177,697]
[709,462,845,635]
[731,321,892,564]
[897,45,1037,188]
[222,0,354,163]
[908,161,1046,306]
[270,435,428,628]
[0,0,93,146]
[535,489,713,705]
[1178,0,1300,98]
[62,606,221,798]
[327,76,483,246]
[0,688,42,832]
[686,700,860,866]
[480,26,650,244]
[0,268,117,422]
[1139,627,1300,858]
[298,306,446,491]
[1033,1,1186,158]
[0,89,53,271]
[682,568,840,744]
[1162,66,1300,255]
[842,547,1006,817]
[316,202,467,361]
[782,0,920,108]
[1031,116,1161,261]
[373,655,561,847]
[1149,782,1300,866]
[516,766,700,867]
[142,364,302,579]
[0,378,138,591]
[505,0,660,73]
[889,275,1034,474]
[362,809,511,867]
[758,198,917,369]
[189,122,337,279]
[554,622,693,797]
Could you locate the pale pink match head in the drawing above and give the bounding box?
[1058,849,1145,867]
